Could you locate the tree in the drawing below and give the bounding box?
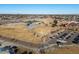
[52,20,58,27]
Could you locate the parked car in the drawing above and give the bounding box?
[72,35,79,44]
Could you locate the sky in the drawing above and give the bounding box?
[0,4,79,14]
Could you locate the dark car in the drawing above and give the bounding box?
[72,35,79,44]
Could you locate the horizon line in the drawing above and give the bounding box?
[0,13,79,15]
